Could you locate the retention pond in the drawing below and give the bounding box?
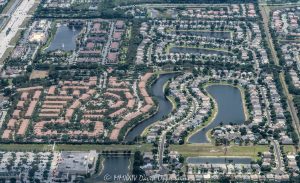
[189,84,245,143]
[46,25,81,52]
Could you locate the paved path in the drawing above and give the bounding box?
[102,21,114,65]
[272,140,284,174]
[158,132,168,174]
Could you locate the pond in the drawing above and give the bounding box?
[172,31,231,39]
[170,47,232,56]
[125,73,177,142]
[189,84,245,143]
[87,156,131,183]
[46,25,81,52]
[187,157,252,164]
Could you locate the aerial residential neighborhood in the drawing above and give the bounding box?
[1,0,300,182]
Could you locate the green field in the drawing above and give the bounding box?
[170,144,296,159]
[170,144,269,159]
[0,144,152,152]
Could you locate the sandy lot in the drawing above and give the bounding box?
[30,70,49,80]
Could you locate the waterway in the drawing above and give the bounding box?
[189,84,245,143]
[187,157,252,164]
[125,73,176,142]
[170,47,232,56]
[96,82,247,177]
[46,25,81,52]
[172,31,231,39]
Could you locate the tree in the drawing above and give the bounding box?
[26,65,33,73]
[132,151,145,183]
[0,79,9,87]
[179,155,184,163]
[3,88,11,96]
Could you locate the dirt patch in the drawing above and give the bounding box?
[30,70,49,80]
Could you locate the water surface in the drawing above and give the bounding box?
[87,156,131,183]
[189,85,245,143]
[47,25,81,52]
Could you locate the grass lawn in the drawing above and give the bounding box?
[58,144,152,152]
[1,0,17,14]
[20,17,30,28]
[0,144,52,152]
[170,144,269,159]
[283,145,297,154]
[0,144,153,152]
[0,47,13,64]
[8,29,22,46]
[28,0,39,15]
[167,96,177,111]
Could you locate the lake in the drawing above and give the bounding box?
[87,156,131,183]
[189,84,245,143]
[46,25,81,52]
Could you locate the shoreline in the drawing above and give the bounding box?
[41,22,57,52]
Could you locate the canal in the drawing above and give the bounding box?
[46,25,81,52]
[125,73,176,142]
[187,157,252,164]
[172,31,232,39]
[170,47,233,56]
[189,84,245,143]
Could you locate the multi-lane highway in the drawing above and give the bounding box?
[0,0,35,64]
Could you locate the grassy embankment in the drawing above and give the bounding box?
[170,144,296,160]
[0,143,152,152]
